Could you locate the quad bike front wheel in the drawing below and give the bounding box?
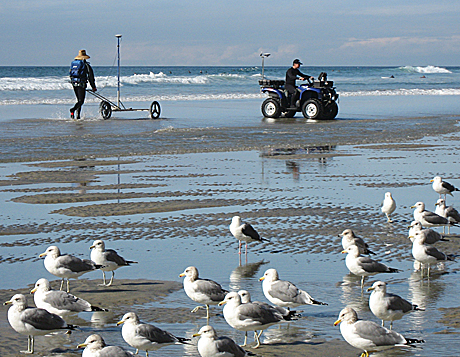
[99,101,112,120]
[149,101,161,119]
[301,99,323,119]
[322,102,339,120]
[261,98,281,118]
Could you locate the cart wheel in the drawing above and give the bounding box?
[99,101,112,120]
[149,101,161,119]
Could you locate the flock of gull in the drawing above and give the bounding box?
[3,176,459,356]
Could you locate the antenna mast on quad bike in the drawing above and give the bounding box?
[116,34,122,107]
[260,53,270,80]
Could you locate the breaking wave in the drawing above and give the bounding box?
[399,65,452,74]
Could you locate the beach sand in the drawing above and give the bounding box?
[1,98,460,356]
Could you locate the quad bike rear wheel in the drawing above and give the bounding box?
[322,102,338,120]
[262,98,281,118]
[301,99,322,119]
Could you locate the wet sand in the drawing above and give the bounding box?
[1,103,460,356]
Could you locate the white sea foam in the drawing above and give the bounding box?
[340,88,460,97]
[399,65,452,74]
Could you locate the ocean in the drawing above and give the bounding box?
[1,65,459,107]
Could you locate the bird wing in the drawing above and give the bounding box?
[104,249,130,266]
[21,307,66,330]
[43,291,90,311]
[136,323,178,344]
[424,246,447,260]
[422,211,448,225]
[98,346,134,357]
[268,280,303,303]
[441,181,457,192]
[353,320,406,346]
[446,207,460,222]
[56,255,95,272]
[385,293,414,313]
[357,256,391,273]
[215,336,247,357]
[195,279,228,302]
[237,303,281,325]
[241,223,261,241]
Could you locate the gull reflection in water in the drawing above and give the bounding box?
[229,260,269,290]
[261,324,315,346]
[338,273,371,312]
[90,310,115,328]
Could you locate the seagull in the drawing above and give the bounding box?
[339,229,374,255]
[411,201,454,229]
[90,239,138,286]
[117,312,189,356]
[39,245,99,292]
[4,294,75,354]
[342,245,399,289]
[179,266,228,323]
[381,192,396,222]
[77,334,136,357]
[367,281,424,329]
[410,231,454,276]
[219,291,284,348]
[431,176,459,201]
[259,268,327,308]
[435,198,460,234]
[31,278,107,316]
[229,216,266,257]
[408,221,448,245]
[334,307,424,357]
[193,325,249,357]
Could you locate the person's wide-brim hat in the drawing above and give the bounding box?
[75,49,90,60]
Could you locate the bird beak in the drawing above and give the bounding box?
[90,245,95,249]
[333,319,341,326]
[77,343,87,348]
[367,287,374,292]
[259,277,265,281]
[179,273,185,278]
[192,333,201,337]
[430,179,434,182]
[408,235,414,239]
[218,301,227,306]
[3,300,12,306]
[116,320,124,326]
[341,250,347,254]
[435,202,439,206]
[410,205,416,209]
[39,252,46,258]
[30,287,37,294]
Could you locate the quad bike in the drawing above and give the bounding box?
[259,72,339,119]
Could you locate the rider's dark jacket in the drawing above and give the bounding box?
[285,67,308,92]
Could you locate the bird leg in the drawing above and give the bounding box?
[240,332,248,347]
[381,320,384,327]
[257,330,263,338]
[145,350,149,357]
[66,279,70,293]
[390,321,393,330]
[360,276,366,291]
[99,271,107,286]
[386,213,393,223]
[106,271,115,287]
[60,278,65,291]
[21,335,34,354]
[238,241,242,255]
[254,331,262,348]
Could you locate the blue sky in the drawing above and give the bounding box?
[2,0,459,66]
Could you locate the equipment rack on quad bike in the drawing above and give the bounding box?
[259,72,339,120]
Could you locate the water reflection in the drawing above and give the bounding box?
[338,273,370,312]
[229,260,269,291]
[90,311,115,328]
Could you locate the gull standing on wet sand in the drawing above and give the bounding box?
[193,325,249,357]
[339,229,374,255]
[179,266,228,322]
[219,291,285,348]
[31,278,107,316]
[4,294,75,354]
[342,245,399,289]
[435,198,460,234]
[381,192,396,222]
[431,176,459,201]
[90,239,138,286]
[39,245,99,292]
[78,334,136,357]
[260,268,327,308]
[117,312,189,356]
[411,201,455,229]
[334,307,424,357]
[367,281,424,329]
[410,231,454,276]
[229,216,266,257]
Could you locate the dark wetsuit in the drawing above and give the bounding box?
[70,61,96,119]
[285,67,309,107]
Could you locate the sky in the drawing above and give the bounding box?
[1,0,460,67]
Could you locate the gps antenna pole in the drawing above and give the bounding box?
[116,34,122,107]
[260,53,270,80]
